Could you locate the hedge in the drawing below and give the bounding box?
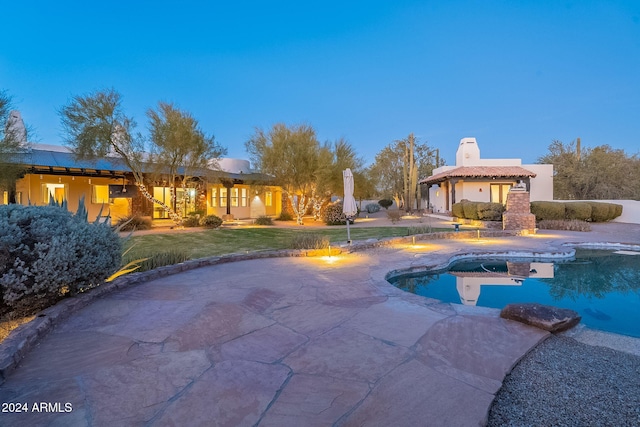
[452,201,503,221]
[531,201,622,222]
[530,201,566,221]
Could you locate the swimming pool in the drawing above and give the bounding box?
[387,249,640,337]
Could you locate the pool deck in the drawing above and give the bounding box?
[1,222,639,426]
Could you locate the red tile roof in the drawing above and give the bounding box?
[420,166,536,185]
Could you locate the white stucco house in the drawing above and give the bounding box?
[420,137,553,213]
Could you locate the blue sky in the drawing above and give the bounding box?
[2,0,639,166]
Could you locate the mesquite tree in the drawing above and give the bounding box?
[246,123,329,225]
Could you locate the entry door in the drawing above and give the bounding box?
[490,184,512,204]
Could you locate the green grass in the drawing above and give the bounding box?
[126,227,449,260]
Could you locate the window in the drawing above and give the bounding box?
[42,183,66,204]
[220,188,227,207]
[265,191,273,207]
[92,185,110,204]
[211,188,218,207]
[231,188,239,207]
[2,191,7,204]
[241,188,247,207]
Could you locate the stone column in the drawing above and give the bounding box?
[502,189,536,234]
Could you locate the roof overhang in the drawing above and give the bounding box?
[419,166,537,186]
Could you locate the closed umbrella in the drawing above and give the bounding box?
[343,168,358,243]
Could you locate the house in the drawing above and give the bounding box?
[1,144,282,222]
[420,138,553,212]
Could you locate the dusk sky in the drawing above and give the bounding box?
[3,0,639,167]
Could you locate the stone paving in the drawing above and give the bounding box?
[1,223,639,426]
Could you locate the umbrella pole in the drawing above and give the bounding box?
[346,217,352,244]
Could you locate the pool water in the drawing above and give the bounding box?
[388,249,640,337]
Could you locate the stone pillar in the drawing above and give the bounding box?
[502,189,536,234]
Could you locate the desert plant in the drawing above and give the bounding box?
[537,219,592,232]
[200,214,223,229]
[378,199,393,210]
[387,210,403,223]
[115,215,152,232]
[289,233,330,249]
[365,203,381,214]
[0,205,121,316]
[254,215,274,225]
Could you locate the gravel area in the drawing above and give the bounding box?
[488,335,640,427]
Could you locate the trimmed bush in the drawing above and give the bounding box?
[0,205,121,316]
[614,203,623,219]
[588,202,613,222]
[365,203,381,214]
[324,202,349,225]
[451,202,465,219]
[200,214,223,229]
[565,202,592,221]
[378,199,393,210]
[115,215,152,232]
[530,201,566,221]
[476,202,505,221]
[254,215,274,225]
[462,201,480,220]
[289,233,329,249]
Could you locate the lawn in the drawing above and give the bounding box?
[126,226,449,260]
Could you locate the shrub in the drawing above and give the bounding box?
[462,201,480,220]
[451,202,465,219]
[254,215,274,225]
[530,201,565,221]
[378,199,393,210]
[365,203,381,214]
[614,203,623,219]
[289,233,330,249]
[182,213,201,227]
[537,219,592,232]
[0,205,121,316]
[122,249,190,273]
[588,202,613,222]
[476,202,504,221]
[200,214,223,229]
[276,211,294,221]
[387,210,402,223]
[408,224,432,235]
[324,202,348,225]
[565,202,592,221]
[115,215,152,232]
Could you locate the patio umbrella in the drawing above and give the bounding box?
[343,168,358,243]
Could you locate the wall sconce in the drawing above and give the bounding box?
[58,177,61,183]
